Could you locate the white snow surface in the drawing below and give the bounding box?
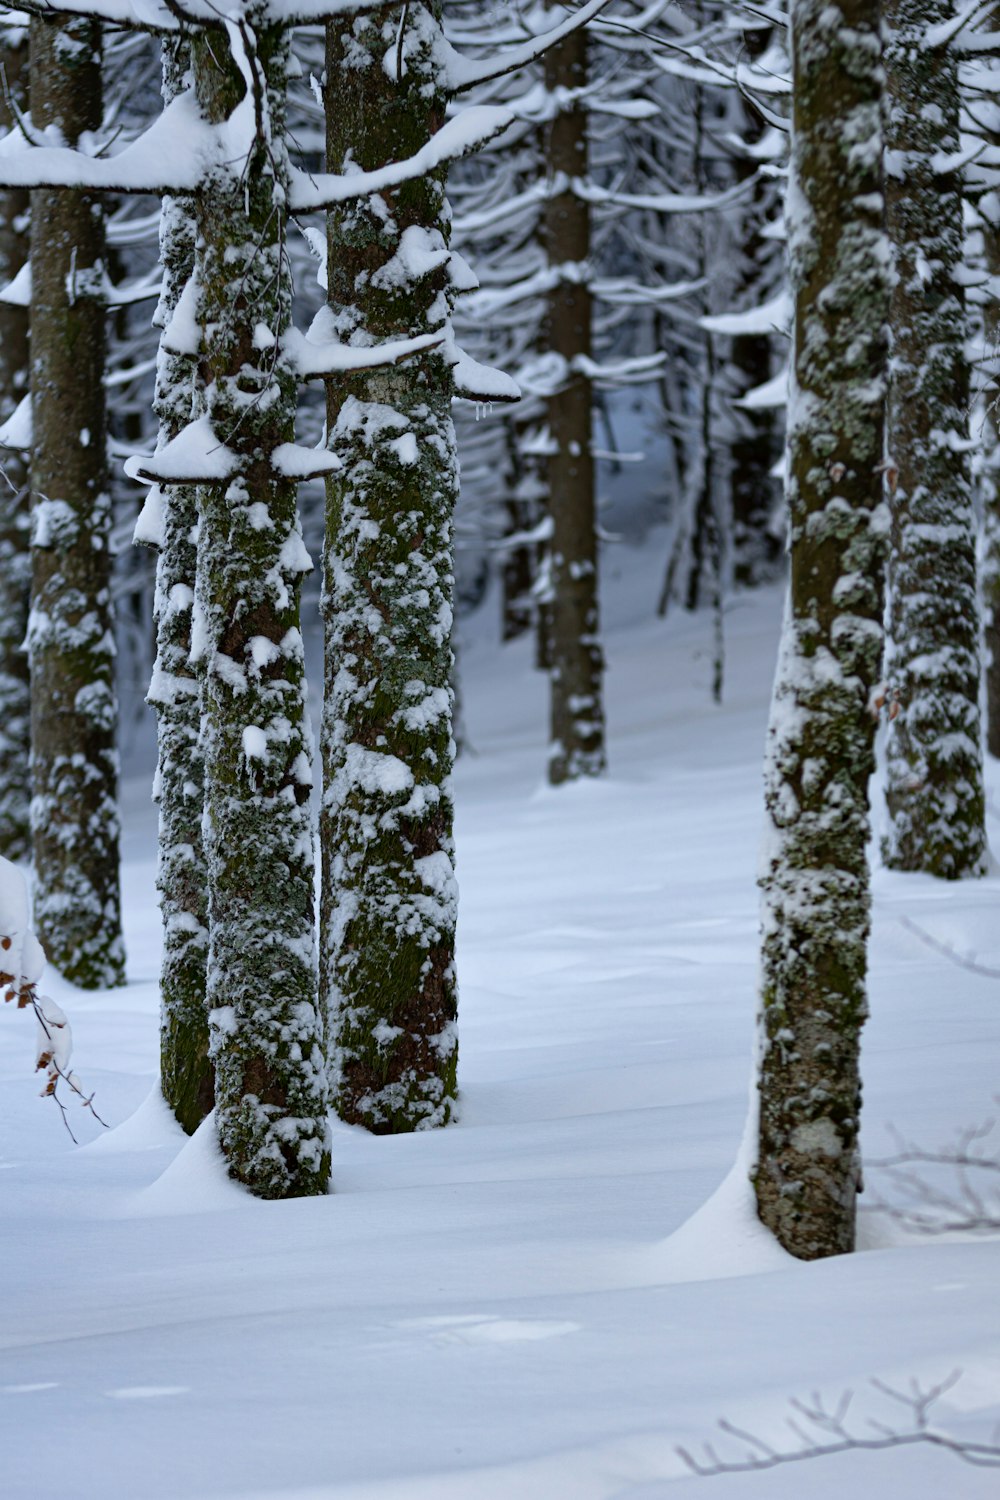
[2,550,999,1500]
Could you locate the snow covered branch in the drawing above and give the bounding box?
[0,856,107,1140]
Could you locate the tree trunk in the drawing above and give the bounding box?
[500,412,543,644]
[882,0,987,878]
[321,3,459,1133]
[149,38,212,1134]
[544,21,605,785]
[192,20,328,1195]
[0,34,31,863]
[982,188,1000,758]
[754,0,889,1259]
[730,30,782,588]
[29,17,125,988]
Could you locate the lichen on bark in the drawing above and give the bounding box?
[882,0,987,879]
[754,0,889,1259]
[321,4,459,1133]
[0,33,31,864]
[147,37,212,1134]
[191,15,328,1195]
[28,16,125,989]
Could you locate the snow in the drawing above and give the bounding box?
[124,416,238,485]
[290,107,515,213]
[2,554,999,1499]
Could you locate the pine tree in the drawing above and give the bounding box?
[728,26,784,587]
[145,37,211,1134]
[28,16,126,988]
[543,18,606,784]
[321,4,460,1133]
[186,19,329,1194]
[0,29,31,864]
[755,0,889,1259]
[882,0,987,879]
[982,187,1000,757]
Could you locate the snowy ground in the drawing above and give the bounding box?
[3,542,999,1500]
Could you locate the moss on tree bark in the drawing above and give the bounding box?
[29,17,125,989]
[754,0,889,1260]
[149,38,212,1135]
[882,0,987,879]
[0,34,31,864]
[192,18,328,1195]
[322,4,459,1133]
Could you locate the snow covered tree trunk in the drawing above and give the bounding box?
[321,3,459,1133]
[501,414,543,644]
[544,20,605,785]
[149,38,211,1134]
[985,494,1000,756]
[192,20,328,1195]
[982,189,1000,759]
[28,17,125,988]
[0,33,31,863]
[730,35,782,588]
[882,0,987,878]
[754,0,889,1259]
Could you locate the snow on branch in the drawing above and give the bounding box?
[0,857,106,1141]
[7,0,395,33]
[283,320,445,380]
[289,105,515,212]
[0,88,214,194]
[444,0,616,95]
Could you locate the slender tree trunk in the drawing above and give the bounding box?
[191,19,328,1195]
[500,412,542,643]
[0,34,31,863]
[730,31,782,587]
[754,0,889,1259]
[882,0,987,878]
[321,3,459,1133]
[149,38,212,1134]
[29,17,125,988]
[982,189,1000,758]
[544,21,605,785]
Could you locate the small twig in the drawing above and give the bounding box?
[679,1373,1000,1475]
[396,1,410,82]
[30,993,108,1141]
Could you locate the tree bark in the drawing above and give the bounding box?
[149,38,212,1134]
[29,17,125,988]
[192,18,328,1195]
[0,33,31,863]
[730,29,782,588]
[982,188,1000,758]
[754,0,889,1259]
[322,3,459,1133]
[882,0,987,878]
[543,20,605,785]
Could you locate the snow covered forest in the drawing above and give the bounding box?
[2,1,1000,1496]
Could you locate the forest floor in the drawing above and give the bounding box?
[2,542,999,1500]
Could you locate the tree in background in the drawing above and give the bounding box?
[28,16,125,989]
[755,0,889,1259]
[319,1,612,1130]
[0,24,31,864]
[543,16,606,784]
[141,37,211,1135]
[882,0,987,879]
[321,5,463,1133]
